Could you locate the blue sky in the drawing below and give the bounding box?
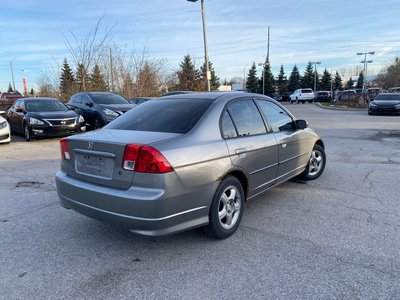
[1,0,400,91]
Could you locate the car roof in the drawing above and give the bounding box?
[159,91,262,102]
[22,97,61,101]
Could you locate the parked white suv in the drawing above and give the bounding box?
[290,88,314,104]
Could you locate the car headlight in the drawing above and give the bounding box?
[0,121,7,129]
[29,117,44,125]
[395,104,400,108]
[103,108,119,117]
[78,115,85,123]
[369,102,377,107]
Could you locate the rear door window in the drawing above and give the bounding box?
[226,99,266,137]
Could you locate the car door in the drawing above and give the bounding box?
[255,99,309,184]
[11,100,25,133]
[222,99,279,197]
[80,95,96,126]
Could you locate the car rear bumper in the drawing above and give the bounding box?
[55,171,210,236]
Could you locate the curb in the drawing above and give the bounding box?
[314,102,367,111]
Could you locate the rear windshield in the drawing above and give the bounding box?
[374,94,400,101]
[90,93,129,104]
[25,100,68,112]
[301,89,313,93]
[106,98,212,134]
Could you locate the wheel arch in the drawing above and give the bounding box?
[314,139,325,149]
[223,169,249,200]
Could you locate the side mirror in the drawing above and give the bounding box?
[15,107,24,113]
[85,102,93,107]
[296,119,308,129]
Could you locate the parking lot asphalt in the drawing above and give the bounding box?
[1,104,399,299]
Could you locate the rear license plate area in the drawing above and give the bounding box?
[76,154,114,179]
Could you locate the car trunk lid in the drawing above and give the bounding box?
[62,129,180,189]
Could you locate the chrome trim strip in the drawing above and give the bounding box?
[249,163,278,175]
[248,163,307,200]
[74,149,116,158]
[279,152,308,164]
[43,117,77,127]
[64,197,207,222]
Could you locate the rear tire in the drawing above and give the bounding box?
[298,144,326,180]
[204,176,244,239]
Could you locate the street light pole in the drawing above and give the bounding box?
[10,60,16,91]
[187,0,210,91]
[258,63,266,95]
[243,64,247,90]
[356,51,375,90]
[310,61,321,93]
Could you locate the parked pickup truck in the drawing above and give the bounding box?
[0,91,24,109]
[290,88,314,104]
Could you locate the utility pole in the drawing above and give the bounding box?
[266,26,270,62]
[110,48,114,92]
[10,61,16,91]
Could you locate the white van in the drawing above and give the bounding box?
[290,88,314,104]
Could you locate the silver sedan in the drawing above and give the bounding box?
[56,92,326,239]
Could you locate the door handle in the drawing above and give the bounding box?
[235,148,247,158]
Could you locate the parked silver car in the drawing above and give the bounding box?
[56,92,326,239]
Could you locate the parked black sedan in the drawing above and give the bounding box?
[6,97,86,141]
[368,93,400,115]
[67,92,136,130]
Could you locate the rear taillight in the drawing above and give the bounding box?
[60,138,71,160]
[122,144,140,171]
[122,144,173,173]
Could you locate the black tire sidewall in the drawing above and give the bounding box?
[299,144,326,180]
[206,176,245,239]
[24,124,31,142]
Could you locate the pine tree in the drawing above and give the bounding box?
[346,77,355,89]
[320,69,332,91]
[301,62,314,89]
[7,83,13,92]
[287,65,301,93]
[246,63,259,93]
[259,59,275,96]
[59,58,75,99]
[136,62,161,96]
[276,65,287,95]
[76,63,89,92]
[89,64,107,91]
[200,60,220,90]
[176,55,201,91]
[29,88,35,96]
[356,71,364,89]
[333,71,343,91]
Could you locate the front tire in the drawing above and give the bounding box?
[298,144,326,180]
[24,124,31,142]
[93,117,103,130]
[205,176,244,239]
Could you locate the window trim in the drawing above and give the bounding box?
[254,98,296,133]
[219,97,268,140]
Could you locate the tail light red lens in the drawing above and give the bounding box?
[122,144,140,171]
[60,138,71,160]
[122,144,173,173]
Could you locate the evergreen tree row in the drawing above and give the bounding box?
[245,62,363,95]
[59,58,107,99]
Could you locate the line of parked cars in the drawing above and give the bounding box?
[1,92,137,142]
